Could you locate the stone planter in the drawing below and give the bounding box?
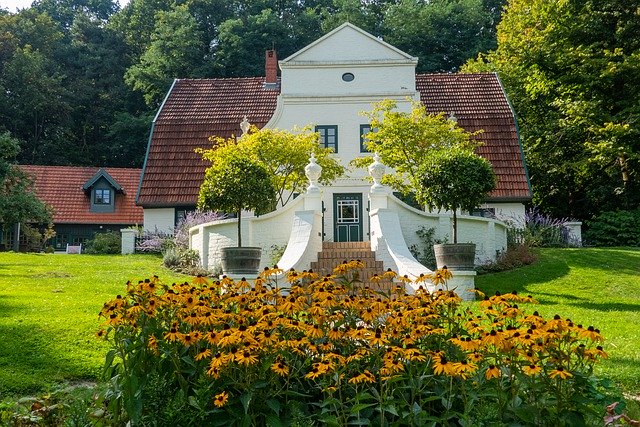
[434,243,476,270]
[221,247,262,276]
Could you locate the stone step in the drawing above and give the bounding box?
[322,241,371,250]
[317,250,376,260]
[311,241,395,293]
[312,259,384,270]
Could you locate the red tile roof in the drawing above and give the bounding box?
[417,73,531,200]
[19,165,144,225]
[137,73,530,206]
[137,77,280,206]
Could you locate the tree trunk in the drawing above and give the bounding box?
[452,210,458,244]
[237,209,242,248]
[12,223,20,252]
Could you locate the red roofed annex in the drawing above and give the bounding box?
[16,165,143,251]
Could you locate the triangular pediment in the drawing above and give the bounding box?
[281,22,417,65]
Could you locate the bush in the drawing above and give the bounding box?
[584,209,640,247]
[98,263,618,426]
[136,230,173,253]
[84,231,121,254]
[507,208,573,247]
[174,211,225,251]
[477,243,539,274]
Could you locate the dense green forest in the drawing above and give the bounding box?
[1,0,638,221]
[0,0,503,169]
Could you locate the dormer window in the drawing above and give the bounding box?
[83,168,123,213]
[95,189,111,205]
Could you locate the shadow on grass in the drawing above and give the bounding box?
[547,248,640,275]
[569,301,640,313]
[0,296,101,395]
[476,253,571,295]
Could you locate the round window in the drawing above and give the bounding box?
[342,72,355,82]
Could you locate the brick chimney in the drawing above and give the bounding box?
[264,49,278,89]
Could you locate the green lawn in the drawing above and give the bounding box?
[1,249,639,400]
[0,253,187,397]
[476,247,640,394]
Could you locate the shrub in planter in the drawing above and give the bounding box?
[99,263,618,426]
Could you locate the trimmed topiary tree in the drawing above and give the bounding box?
[198,151,275,247]
[421,146,496,244]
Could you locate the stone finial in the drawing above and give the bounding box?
[305,152,322,193]
[368,152,386,191]
[240,116,250,135]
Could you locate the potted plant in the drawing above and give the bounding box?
[198,151,275,275]
[421,146,496,270]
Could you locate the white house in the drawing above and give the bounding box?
[136,23,532,290]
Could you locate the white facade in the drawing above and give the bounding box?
[143,208,175,234]
[265,23,425,242]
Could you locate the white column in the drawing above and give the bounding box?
[120,229,137,254]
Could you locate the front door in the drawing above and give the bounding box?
[333,193,363,242]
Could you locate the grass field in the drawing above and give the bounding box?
[0,253,187,397]
[476,247,640,395]
[0,248,639,401]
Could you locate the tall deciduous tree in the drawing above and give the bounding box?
[384,0,501,72]
[354,100,479,206]
[0,132,51,251]
[463,0,640,219]
[125,5,205,106]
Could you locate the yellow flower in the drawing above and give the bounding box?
[485,365,501,380]
[522,364,542,376]
[452,360,477,379]
[195,348,212,361]
[178,332,198,347]
[549,367,573,379]
[404,348,427,362]
[164,327,180,342]
[382,269,397,279]
[348,370,376,384]
[305,366,323,380]
[579,325,604,342]
[432,354,458,376]
[193,275,209,286]
[213,391,229,407]
[236,350,259,366]
[271,361,290,376]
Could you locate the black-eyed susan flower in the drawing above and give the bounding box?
[348,370,376,384]
[195,348,212,361]
[549,367,572,379]
[271,360,290,376]
[432,354,457,376]
[236,350,259,366]
[213,391,229,407]
[485,365,501,380]
[522,364,542,376]
[164,327,180,342]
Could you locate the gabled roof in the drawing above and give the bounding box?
[137,73,531,206]
[417,73,531,201]
[20,165,144,224]
[82,168,123,194]
[136,77,279,207]
[281,22,417,65]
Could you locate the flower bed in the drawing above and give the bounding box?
[98,262,614,425]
